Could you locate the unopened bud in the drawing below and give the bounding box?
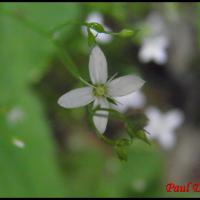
[119,29,134,38]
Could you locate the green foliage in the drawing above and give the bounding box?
[60,137,163,197]
[90,107,150,161]
[0,3,81,197]
[0,2,190,198]
[114,139,132,161]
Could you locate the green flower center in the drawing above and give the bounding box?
[93,85,107,97]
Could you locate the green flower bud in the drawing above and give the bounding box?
[119,29,134,38]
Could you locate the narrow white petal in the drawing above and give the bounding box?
[107,75,145,97]
[93,98,109,134]
[58,87,94,108]
[89,45,108,84]
[144,107,163,139]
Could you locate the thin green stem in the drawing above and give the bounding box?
[97,134,116,146]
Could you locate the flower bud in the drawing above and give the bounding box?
[119,29,134,38]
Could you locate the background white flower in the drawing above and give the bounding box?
[139,36,169,65]
[131,178,147,192]
[82,12,112,43]
[6,107,25,125]
[113,90,146,113]
[139,12,169,65]
[12,138,25,149]
[58,45,145,134]
[144,106,184,150]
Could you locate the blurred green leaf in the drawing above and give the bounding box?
[0,3,81,197]
[114,138,132,162]
[0,3,81,85]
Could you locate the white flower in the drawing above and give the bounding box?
[82,12,112,43]
[131,178,147,192]
[12,138,25,149]
[144,106,184,150]
[58,45,145,134]
[139,12,169,65]
[6,107,25,125]
[112,90,146,113]
[139,36,169,65]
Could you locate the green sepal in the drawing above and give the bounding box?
[86,22,105,33]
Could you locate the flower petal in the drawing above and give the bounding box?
[89,45,108,84]
[93,98,109,134]
[113,91,146,113]
[144,106,163,139]
[107,75,145,97]
[58,87,94,108]
[165,110,184,131]
[158,132,176,150]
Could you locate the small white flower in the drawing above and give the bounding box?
[12,138,25,149]
[113,90,146,113]
[144,106,184,150]
[131,178,147,192]
[82,12,112,43]
[6,107,25,125]
[139,12,169,65]
[139,36,169,65]
[58,46,145,134]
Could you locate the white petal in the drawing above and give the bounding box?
[89,45,108,84]
[139,44,153,63]
[113,91,146,113]
[145,106,161,122]
[86,12,104,24]
[164,109,184,131]
[93,98,109,134]
[144,107,163,139]
[158,132,176,150]
[154,48,167,65]
[58,87,94,108]
[107,75,145,97]
[96,25,112,43]
[96,32,112,43]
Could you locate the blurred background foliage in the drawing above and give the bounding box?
[0,2,200,197]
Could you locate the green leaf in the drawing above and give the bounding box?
[87,27,96,46]
[114,145,128,162]
[134,130,151,145]
[0,3,82,197]
[106,97,118,106]
[114,138,132,162]
[87,22,105,33]
[125,120,150,145]
[0,3,81,84]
